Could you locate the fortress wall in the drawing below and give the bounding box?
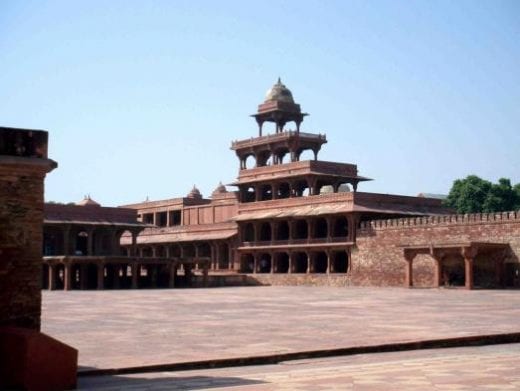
[351,212,520,287]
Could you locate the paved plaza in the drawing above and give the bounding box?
[42,286,520,371]
[79,343,520,390]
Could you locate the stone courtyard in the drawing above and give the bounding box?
[42,286,520,372]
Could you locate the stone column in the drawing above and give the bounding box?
[97,265,105,290]
[404,251,415,288]
[150,266,158,288]
[326,217,333,241]
[253,253,259,274]
[48,264,56,290]
[326,251,331,274]
[131,231,138,257]
[113,266,120,289]
[169,262,176,288]
[462,247,477,290]
[63,263,72,291]
[131,263,139,289]
[307,218,314,241]
[432,254,443,288]
[80,264,88,290]
[306,252,312,274]
[203,263,209,287]
[288,252,293,274]
[270,221,276,244]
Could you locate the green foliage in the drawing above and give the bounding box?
[444,175,520,213]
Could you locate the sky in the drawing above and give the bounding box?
[1,1,519,206]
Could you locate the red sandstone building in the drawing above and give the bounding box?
[42,80,520,290]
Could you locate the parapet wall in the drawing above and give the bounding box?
[351,211,520,288]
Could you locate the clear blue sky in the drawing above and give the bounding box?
[1,1,519,206]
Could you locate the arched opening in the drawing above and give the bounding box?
[276,221,289,240]
[275,253,289,273]
[218,243,230,269]
[244,154,256,169]
[156,245,166,258]
[243,223,255,242]
[141,247,153,258]
[243,186,256,202]
[119,230,132,255]
[297,148,314,161]
[260,184,273,201]
[333,216,349,237]
[43,227,64,255]
[293,252,308,273]
[332,251,348,273]
[441,254,465,287]
[75,231,88,255]
[183,244,196,258]
[277,182,291,199]
[258,253,272,273]
[314,218,328,238]
[294,220,308,240]
[259,222,272,241]
[241,253,254,273]
[294,180,310,197]
[313,252,328,273]
[170,245,181,258]
[198,242,211,257]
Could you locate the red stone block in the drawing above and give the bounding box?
[0,327,78,391]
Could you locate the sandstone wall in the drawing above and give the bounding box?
[351,212,520,287]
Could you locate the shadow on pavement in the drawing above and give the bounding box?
[78,374,265,390]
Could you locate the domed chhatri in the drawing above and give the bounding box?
[252,78,308,136]
[76,195,100,206]
[187,185,202,199]
[212,181,227,195]
[265,78,294,104]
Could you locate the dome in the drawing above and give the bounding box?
[265,78,294,103]
[76,195,100,206]
[212,181,227,195]
[187,185,202,199]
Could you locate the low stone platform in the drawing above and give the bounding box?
[79,343,520,390]
[41,286,520,371]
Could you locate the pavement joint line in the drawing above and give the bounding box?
[77,331,520,377]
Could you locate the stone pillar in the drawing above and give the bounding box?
[306,252,312,274]
[97,265,105,290]
[326,217,333,241]
[433,255,442,288]
[326,251,331,274]
[288,252,293,274]
[113,266,120,289]
[63,263,72,291]
[131,232,138,257]
[307,219,314,240]
[131,263,139,289]
[270,221,276,244]
[203,263,209,287]
[150,266,158,288]
[80,264,88,290]
[253,253,259,274]
[271,254,275,274]
[169,262,176,288]
[48,264,56,291]
[404,251,415,288]
[462,247,477,290]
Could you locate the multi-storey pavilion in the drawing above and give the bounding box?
[121,80,449,283]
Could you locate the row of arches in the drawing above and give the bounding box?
[239,148,319,170]
[42,260,208,290]
[240,250,349,274]
[127,242,232,270]
[242,217,350,243]
[239,180,354,202]
[44,225,140,257]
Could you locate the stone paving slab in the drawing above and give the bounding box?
[41,286,520,370]
[79,343,520,390]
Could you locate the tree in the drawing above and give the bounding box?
[444,175,520,213]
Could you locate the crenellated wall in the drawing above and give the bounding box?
[351,212,520,287]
